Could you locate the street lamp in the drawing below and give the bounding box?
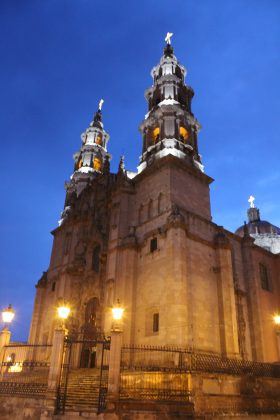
[57,301,70,329]
[112,300,124,321]
[2,304,15,330]
[57,305,70,320]
[273,314,280,326]
[111,299,124,332]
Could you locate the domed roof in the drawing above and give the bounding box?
[235,199,280,254]
[235,200,280,237]
[235,220,280,237]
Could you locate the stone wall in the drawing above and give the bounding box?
[0,396,44,420]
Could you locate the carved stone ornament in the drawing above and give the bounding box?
[167,203,185,225]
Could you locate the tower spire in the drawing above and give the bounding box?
[138,36,203,173]
[64,99,111,200]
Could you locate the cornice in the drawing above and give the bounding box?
[133,154,213,186]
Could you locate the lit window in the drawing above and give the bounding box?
[153,313,159,333]
[96,135,103,145]
[150,237,157,253]
[179,126,188,142]
[93,157,102,171]
[152,127,160,143]
[78,159,83,169]
[259,263,270,291]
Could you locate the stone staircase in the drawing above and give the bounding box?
[59,368,108,412]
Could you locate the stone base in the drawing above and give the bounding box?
[192,373,280,417]
[0,396,45,420]
[1,372,280,420]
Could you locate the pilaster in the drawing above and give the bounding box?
[241,237,265,361]
[215,233,240,358]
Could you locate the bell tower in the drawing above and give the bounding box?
[60,100,111,225]
[138,34,203,173]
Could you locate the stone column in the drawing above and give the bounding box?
[0,328,11,377]
[241,235,265,361]
[40,328,66,419]
[106,323,123,411]
[215,232,239,358]
[0,328,11,349]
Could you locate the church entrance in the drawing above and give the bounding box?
[58,297,110,414]
[80,297,100,368]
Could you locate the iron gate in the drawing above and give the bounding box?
[57,335,110,414]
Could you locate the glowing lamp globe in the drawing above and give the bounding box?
[273,314,280,325]
[112,300,124,321]
[2,304,15,324]
[57,305,70,320]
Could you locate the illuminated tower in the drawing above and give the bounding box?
[60,102,111,224]
[138,39,203,173]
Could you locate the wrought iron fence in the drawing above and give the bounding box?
[120,345,192,401]
[191,351,280,377]
[121,344,280,377]
[0,343,52,396]
[120,345,280,402]
[121,344,192,372]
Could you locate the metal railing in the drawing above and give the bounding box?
[121,345,280,377]
[0,343,52,396]
[120,345,280,402]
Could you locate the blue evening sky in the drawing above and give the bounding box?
[0,0,280,341]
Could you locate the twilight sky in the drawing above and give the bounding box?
[0,0,280,341]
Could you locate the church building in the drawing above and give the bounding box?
[28,36,280,368]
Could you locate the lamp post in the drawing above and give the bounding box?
[2,304,15,330]
[0,304,15,349]
[57,303,70,330]
[56,299,70,331]
[111,299,125,332]
[45,300,71,400]
[107,300,125,410]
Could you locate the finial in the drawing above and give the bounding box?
[118,155,125,173]
[165,32,173,45]
[248,195,255,209]
[98,99,104,111]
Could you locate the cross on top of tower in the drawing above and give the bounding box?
[98,99,104,111]
[248,195,255,208]
[165,32,173,45]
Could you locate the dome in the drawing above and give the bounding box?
[235,201,280,254]
[235,220,280,236]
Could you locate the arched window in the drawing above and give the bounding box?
[151,127,160,144]
[76,158,82,170]
[95,135,103,146]
[179,126,189,143]
[92,245,101,273]
[259,263,271,291]
[93,157,102,171]
[158,193,163,215]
